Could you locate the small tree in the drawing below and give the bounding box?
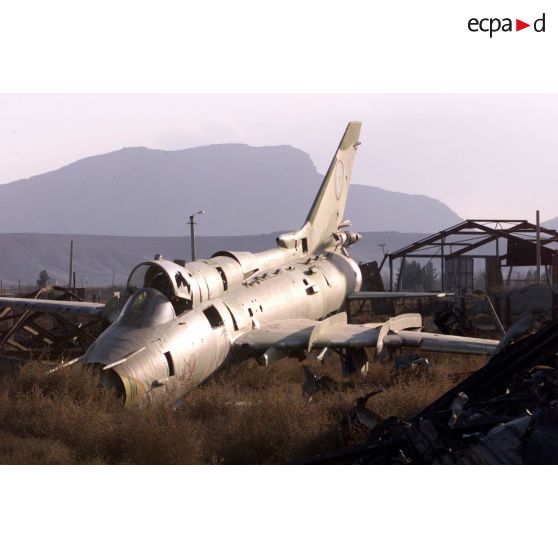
[421,261,439,291]
[36,269,50,288]
[396,260,439,291]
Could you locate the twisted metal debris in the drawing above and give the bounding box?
[312,318,558,464]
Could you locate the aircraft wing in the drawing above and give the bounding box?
[0,297,105,318]
[348,292,453,299]
[234,312,497,356]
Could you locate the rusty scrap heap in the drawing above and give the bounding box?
[314,318,558,464]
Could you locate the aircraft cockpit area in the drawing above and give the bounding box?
[127,260,195,315]
[126,253,256,312]
[118,288,176,328]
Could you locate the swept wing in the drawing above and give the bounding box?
[348,292,453,300]
[234,312,497,356]
[0,297,105,318]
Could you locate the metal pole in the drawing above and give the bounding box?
[389,258,393,292]
[441,239,445,292]
[536,210,542,285]
[189,211,204,262]
[397,257,406,291]
[494,236,501,291]
[495,235,499,261]
[189,215,196,261]
[68,240,74,288]
[486,294,506,334]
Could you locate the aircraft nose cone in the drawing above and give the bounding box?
[84,334,153,405]
[83,333,138,365]
[83,325,172,405]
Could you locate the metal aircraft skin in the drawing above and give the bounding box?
[0,122,498,404]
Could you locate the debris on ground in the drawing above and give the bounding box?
[311,317,558,464]
[394,353,430,372]
[302,365,354,400]
[391,353,431,383]
[434,305,478,337]
[302,365,337,399]
[492,308,546,354]
[339,389,384,445]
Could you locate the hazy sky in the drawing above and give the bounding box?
[0,94,556,220]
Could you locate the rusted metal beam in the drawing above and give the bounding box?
[0,285,102,360]
[388,219,558,261]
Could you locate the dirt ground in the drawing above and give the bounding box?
[0,351,487,464]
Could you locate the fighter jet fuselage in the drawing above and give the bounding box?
[86,244,362,403]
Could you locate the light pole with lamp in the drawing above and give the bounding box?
[188,210,205,261]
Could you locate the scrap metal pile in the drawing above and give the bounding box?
[314,318,558,464]
[0,286,102,361]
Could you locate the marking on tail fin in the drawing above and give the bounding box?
[335,161,344,199]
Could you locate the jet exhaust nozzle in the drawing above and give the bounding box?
[332,231,362,248]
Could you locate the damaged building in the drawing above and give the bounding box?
[385,218,558,294]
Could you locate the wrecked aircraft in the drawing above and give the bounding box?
[0,122,498,404]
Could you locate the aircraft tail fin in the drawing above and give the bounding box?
[277,121,361,253]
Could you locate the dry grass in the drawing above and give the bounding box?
[0,352,486,464]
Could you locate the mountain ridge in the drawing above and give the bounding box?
[0,144,461,236]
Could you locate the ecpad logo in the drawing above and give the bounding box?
[468,13,546,37]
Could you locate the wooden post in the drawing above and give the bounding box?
[68,240,74,288]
